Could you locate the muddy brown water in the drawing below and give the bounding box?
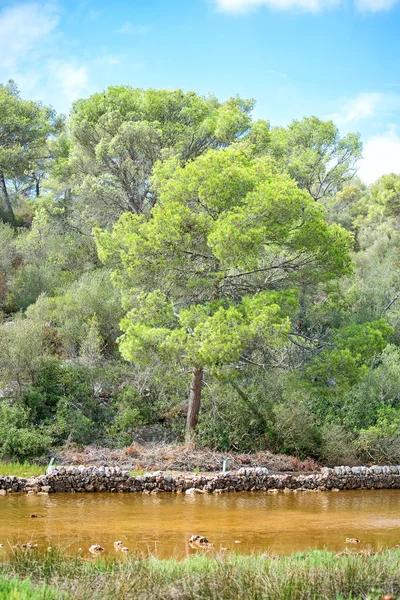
[1,490,400,559]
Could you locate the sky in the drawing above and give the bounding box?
[0,0,400,183]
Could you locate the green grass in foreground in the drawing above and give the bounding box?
[0,462,45,478]
[0,577,61,600]
[1,547,400,599]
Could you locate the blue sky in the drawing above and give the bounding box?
[0,0,400,183]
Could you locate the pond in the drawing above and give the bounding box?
[1,490,400,558]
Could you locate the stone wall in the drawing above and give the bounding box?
[1,465,400,495]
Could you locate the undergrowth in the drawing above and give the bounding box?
[1,547,400,599]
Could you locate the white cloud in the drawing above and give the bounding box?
[0,2,59,68]
[358,130,400,184]
[0,2,93,112]
[329,92,382,125]
[215,0,338,12]
[355,0,398,10]
[47,61,89,108]
[215,0,399,11]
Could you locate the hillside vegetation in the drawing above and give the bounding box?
[1,80,400,464]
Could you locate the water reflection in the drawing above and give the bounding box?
[0,490,399,559]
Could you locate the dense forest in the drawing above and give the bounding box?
[1,79,400,465]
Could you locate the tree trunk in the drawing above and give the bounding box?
[0,174,16,224]
[185,367,203,441]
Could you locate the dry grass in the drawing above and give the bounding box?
[56,443,320,473]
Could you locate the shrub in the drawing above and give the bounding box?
[271,400,322,458]
[357,406,400,463]
[0,402,52,460]
[320,424,358,465]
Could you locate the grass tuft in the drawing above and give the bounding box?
[0,461,45,478]
[1,547,400,599]
[0,576,62,599]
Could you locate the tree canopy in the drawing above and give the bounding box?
[96,146,352,438]
[0,81,59,224]
[50,87,256,231]
[268,117,362,201]
[2,79,400,464]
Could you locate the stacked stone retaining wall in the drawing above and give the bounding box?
[1,465,400,494]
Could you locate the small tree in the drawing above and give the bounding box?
[0,81,59,224]
[96,146,352,440]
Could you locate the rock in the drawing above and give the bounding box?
[185,487,204,495]
[189,535,214,547]
[89,544,105,554]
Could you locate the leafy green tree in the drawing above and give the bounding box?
[357,405,400,463]
[96,146,352,440]
[323,184,367,233]
[370,173,400,218]
[268,117,362,201]
[342,344,400,430]
[0,81,59,224]
[310,319,393,388]
[0,319,48,393]
[49,88,256,232]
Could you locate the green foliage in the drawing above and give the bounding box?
[370,173,400,218]
[80,315,104,365]
[24,269,122,356]
[53,397,94,446]
[51,87,255,231]
[0,81,60,223]
[309,319,393,391]
[342,344,400,430]
[96,144,352,437]
[2,81,400,461]
[322,185,367,232]
[196,377,274,451]
[357,406,400,463]
[96,146,352,373]
[0,402,52,460]
[320,424,358,465]
[0,319,47,389]
[0,577,61,600]
[268,116,362,201]
[272,399,322,457]
[107,386,153,446]
[5,546,400,600]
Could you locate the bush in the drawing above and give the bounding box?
[271,399,322,458]
[357,406,400,463]
[53,397,94,445]
[320,424,358,465]
[107,386,153,446]
[0,402,52,460]
[342,344,400,430]
[196,378,273,452]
